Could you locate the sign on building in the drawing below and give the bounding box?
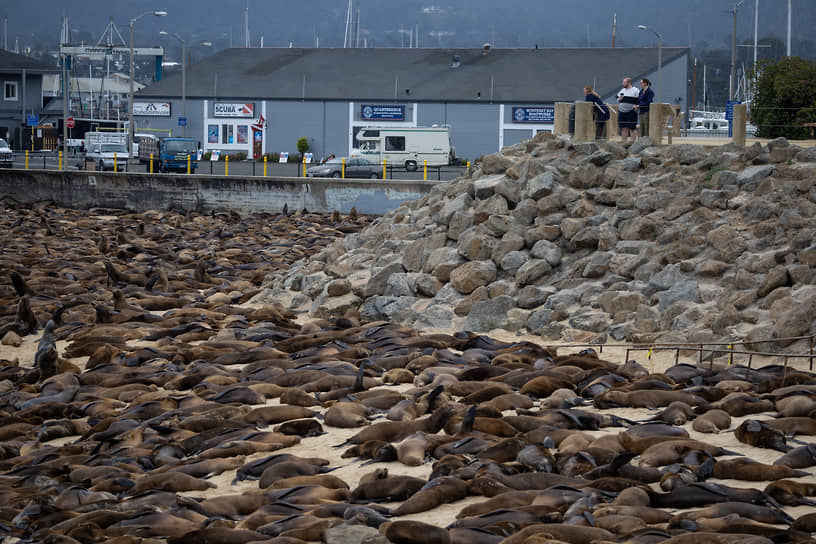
[134,102,171,117]
[361,104,406,121]
[512,106,555,123]
[215,103,255,118]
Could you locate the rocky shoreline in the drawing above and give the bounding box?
[258,133,816,353]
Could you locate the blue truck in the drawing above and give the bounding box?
[139,136,198,173]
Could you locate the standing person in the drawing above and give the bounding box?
[584,85,609,140]
[636,78,655,138]
[617,77,639,144]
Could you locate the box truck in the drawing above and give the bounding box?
[84,132,129,171]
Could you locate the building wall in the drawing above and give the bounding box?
[0,72,45,149]
[445,103,501,161]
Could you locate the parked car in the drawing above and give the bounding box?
[306,157,380,178]
[0,138,12,167]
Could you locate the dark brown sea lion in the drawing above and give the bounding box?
[274,418,324,437]
[652,401,694,426]
[380,520,451,544]
[391,476,469,516]
[764,480,816,506]
[349,475,427,503]
[734,420,790,452]
[764,417,816,437]
[594,390,705,409]
[710,457,808,481]
[638,439,734,467]
[673,501,793,525]
[773,444,816,469]
[126,472,216,495]
[496,523,614,544]
[338,405,454,446]
[695,392,775,417]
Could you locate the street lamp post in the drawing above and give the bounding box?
[730,0,746,101]
[160,31,185,137]
[636,25,662,103]
[129,10,167,159]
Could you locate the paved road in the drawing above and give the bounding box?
[6,153,466,182]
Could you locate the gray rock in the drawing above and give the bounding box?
[426,247,465,281]
[775,290,816,345]
[646,264,684,296]
[526,308,553,335]
[736,164,776,190]
[567,163,605,190]
[707,225,747,262]
[450,260,497,294]
[582,252,612,278]
[481,154,516,175]
[516,285,556,309]
[588,150,613,166]
[571,142,600,155]
[796,147,816,162]
[515,259,552,286]
[530,239,563,266]
[413,305,456,329]
[757,266,791,298]
[482,214,514,237]
[464,295,516,331]
[458,230,498,261]
[620,156,643,171]
[447,208,475,240]
[384,273,416,297]
[526,170,558,199]
[512,198,538,225]
[570,227,601,249]
[699,189,730,209]
[325,525,390,544]
[430,283,468,307]
[413,273,441,297]
[491,232,525,264]
[475,193,510,216]
[495,177,525,205]
[326,279,352,297]
[500,250,529,274]
[667,144,707,165]
[473,174,506,199]
[402,238,427,272]
[657,280,700,311]
[711,169,738,188]
[365,262,406,297]
[598,291,647,315]
[360,296,418,322]
[438,193,473,225]
[525,224,561,246]
[569,310,612,332]
[629,136,654,154]
[608,324,630,341]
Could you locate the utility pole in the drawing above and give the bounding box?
[730,0,745,101]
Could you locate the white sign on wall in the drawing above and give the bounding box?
[133,102,171,117]
[214,103,255,117]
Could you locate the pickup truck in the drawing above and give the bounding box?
[0,138,12,168]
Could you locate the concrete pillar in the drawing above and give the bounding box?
[732,104,747,147]
[574,101,594,142]
[554,102,571,135]
[608,104,618,139]
[649,103,670,145]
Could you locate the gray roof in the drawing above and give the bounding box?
[0,49,60,73]
[139,46,688,104]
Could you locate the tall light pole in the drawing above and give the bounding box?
[730,0,745,101]
[636,25,662,103]
[160,30,185,137]
[129,10,167,158]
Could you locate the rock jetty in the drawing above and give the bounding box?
[260,133,816,351]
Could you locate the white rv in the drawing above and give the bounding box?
[352,126,454,171]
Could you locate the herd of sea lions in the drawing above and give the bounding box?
[0,203,815,544]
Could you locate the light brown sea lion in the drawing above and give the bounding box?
[395,432,432,466]
[338,405,454,446]
[341,440,397,462]
[618,423,689,454]
[391,476,469,516]
[774,394,816,417]
[764,417,816,437]
[126,472,216,495]
[594,390,706,409]
[655,533,773,544]
[324,401,370,428]
[695,392,775,417]
[279,387,322,407]
[673,502,793,525]
[638,439,733,467]
[241,405,317,425]
[496,523,614,544]
[258,459,331,489]
[380,520,451,544]
[692,409,731,433]
[653,401,694,426]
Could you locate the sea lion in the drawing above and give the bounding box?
[380,520,451,544]
[692,409,731,433]
[734,420,790,453]
[764,417,816,437]
[495,523,614,544]
[773,444,816,469]
[764,480,816,506]
[324,401,370,428]
[618,424,690,454]
[274,418,324,437]
[126,472,216,495]
[695,392,775,417]
[349,475,427,503]
[652,401,694,426]
[594,390,706,409]
[710,457,809,481]
[391,476,469,516]
[638,439,733,467]
[673,501,793,525]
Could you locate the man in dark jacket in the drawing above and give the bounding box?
[636,78,655,137]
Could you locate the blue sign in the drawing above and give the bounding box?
[512,106,554,123]
[361,104,405,121]
[178,116,187,127]
[725,100,741,121]
[26,114,39,127]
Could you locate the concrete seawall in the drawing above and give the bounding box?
[0,169,439,215]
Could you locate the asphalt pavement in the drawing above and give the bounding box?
[6,153,465,182]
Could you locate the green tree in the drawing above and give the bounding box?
[296,137,310,160]
[751,57,816,139]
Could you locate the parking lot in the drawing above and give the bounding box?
[5,152,465,182]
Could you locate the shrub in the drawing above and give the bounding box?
[751,56,816,140]
[297,137,310,156]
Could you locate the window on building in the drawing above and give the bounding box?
[385,136,405,151]
[207,125,218,144]
[221,124,234,144]
[4,82,18,101]
[236,125,248,144]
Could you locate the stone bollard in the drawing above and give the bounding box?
[554,102,571,135]
[649,103,670,145]
[732,104,747,147]
[574,101,594,142]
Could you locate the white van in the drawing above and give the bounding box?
[352,126,455,171]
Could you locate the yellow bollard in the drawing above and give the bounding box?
[59,151,63,171]
[467,161,470,169]
[302,157,306,177]
[382,159,386,179]
[423,160,427,181]
[225,155,229,176]
[341,158,345,178]
[25,150,29,170]
[264,155,267,176]
[149,154,153,173]
[113,153,117,173]
[187,154,191,174]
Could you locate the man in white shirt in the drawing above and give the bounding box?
[617,77,640,144]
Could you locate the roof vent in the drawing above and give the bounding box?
[451,55,461,68]
[482,43,491,55]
